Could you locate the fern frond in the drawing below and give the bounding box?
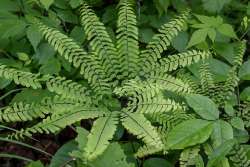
[0,64,42,89]
[146,73,194,94]
[232,40,246,67]
[150,111,195,130]
[9,106,105,139]
[115,80,185,113]
[84,112,119,160]
[140,9,190,72]
[135,144,163,158]
[159,50,211,72]
[0,102,49,122]
[199,62,215,96]
[116,0,139,79]
[34,20,111,96]
[179,146,200,167]
[121,111,163,150]
[45,76,91,103]
[79,2,119,81]
[229,143,250,167]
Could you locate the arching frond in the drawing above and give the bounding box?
[84,112,119,160]
[140,9,190,72]
[34,20,111,97]
[116,0,139,79]
[0,64,42,89]
[9,106,105,139]
[121,111,163,150]
[79,2,119,81]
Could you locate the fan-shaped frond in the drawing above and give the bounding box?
[84,112,119,160]
[0,64,42,89]
[116,0,139,79]
[9,106,105,139]
[79,2,119,81]
[121,111,163,150]
[140,9,190,72]
[34,20,111,97]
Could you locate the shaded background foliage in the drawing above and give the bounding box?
[0,0,250,166]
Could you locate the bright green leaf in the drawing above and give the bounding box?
[187,29,208,48]
[207,139,235,167]
[186,94,219,120]
[40,0,54,10]
[239,60,250,80]
[218,24,237,39]
[230,117,245,130]
[166,119,213,149]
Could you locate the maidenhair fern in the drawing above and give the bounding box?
[0,0,214,163]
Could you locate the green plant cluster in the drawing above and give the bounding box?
[0,0,250,167]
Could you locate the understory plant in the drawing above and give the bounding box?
[0,0,249,166]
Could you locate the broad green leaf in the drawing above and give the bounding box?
[202,0,231,13]
[240,87,250,101]
[166,119,213,149]
[153,0,170,16]
[26,161,44,167]
[26,25,43,50]
[91,143,135,167]
[239,60,250,80]
[207,28,216,42]
[143,158,172,167]
[40,0,54,10]
[224,103,235,117]
[49,141,78,167]
[207,139,235,167]
[172,32,189,52]
[0,0,19,11]
[39,57,61,75]
[185,94,219,120]
[70,26,86,44]
[211,120,234,147]
[139,28,154,43]
[230,117,245,130]
[213,42,235,64]
[69,0,83,8]
[187,28,208,48]
[218,24,237,39]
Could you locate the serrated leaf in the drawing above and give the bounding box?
[26,25,43,50]
[218,24,237,39]
[187,29,208,48]
[166,119,213,149]
[185,94,219,120]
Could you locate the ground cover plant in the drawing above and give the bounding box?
[0,0,250,167]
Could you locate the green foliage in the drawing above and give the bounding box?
[0,0,249,166]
